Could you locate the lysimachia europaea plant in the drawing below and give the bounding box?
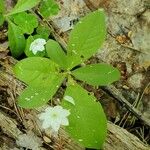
[0,0,59,57]
[13,10,121,149]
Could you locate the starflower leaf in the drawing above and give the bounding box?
[8,20,26,58]
[13,57,59,85]
[67,9,106,69]
[62,80,107,149]
[18,74,65,108]
[24,35,35,57]
[0,14,4,26]
[72,63,120,86]
[8,0,41,15]
[36,24,51,40]
[0,0,5,26]
[13,12,38,34]
[0,0,5,13]
[46,39,68,69]
[39,0,59,19]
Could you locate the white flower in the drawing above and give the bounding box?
[39,106,70,133]
[16,131,42,150]
[29,38,46,55]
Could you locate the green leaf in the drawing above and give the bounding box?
[67,9,106,69]
[72,63,120,86]
[18,74,64,108]
[8,0,41,15]
[62,81,107,149]
[13,12,38,34]
[0,0,5,26]
[39,0,59,19]
[8,20,26,58]
[36,24,51,40]
[13,57,59,85]
[24,35,35,57]
[0,0,5,13]
[24,35,46,57]
[46,39,68,69]
[0,13,4,26]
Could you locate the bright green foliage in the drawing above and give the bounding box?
[0,0,5,13]
[62,81,107,149]
[39,0,59,19]
[24,35,35,57]
[14,10,120,149]
[72,63,120,86]
[67,9,106,69]
[0,0,5,26]
[0,0,59,58]
[36,24,51,40]
[33,34,46,39]
[13,57,58,85]
[8,0,41,15]
[0,14,4,26]
[13,12,38,34]
[8,21,26,58]
[46,39,68,69]
[25,35,46,57]
[14,57,63,108]
[18,74,64,108]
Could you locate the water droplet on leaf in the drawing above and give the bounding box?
[30,96,34,98]
[77,115,80,119]
[25,97,30,101]
[72,50,77,54]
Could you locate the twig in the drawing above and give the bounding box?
[102,85,150,128]
[0,105,20,118]
[107,30,148,55]
[121,44,149,55]
[30,9,67,50]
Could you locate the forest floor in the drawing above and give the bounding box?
[0,0,150,150]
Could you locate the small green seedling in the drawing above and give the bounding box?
[0,0,59,57]
[14,9,120,149]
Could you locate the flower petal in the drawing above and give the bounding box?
[45,107,53,112]
[54,106,70,117]
[50,120,61,132]
[38,113,47,120]
[38,106,70,132]
[61,118,69,126]
[42,120,51,129]
[29,38,46,55]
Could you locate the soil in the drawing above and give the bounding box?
[0,0,150,150]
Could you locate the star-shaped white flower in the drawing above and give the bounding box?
[29,38,46,55]
[39,106,70,133]
[16,131,42,150]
